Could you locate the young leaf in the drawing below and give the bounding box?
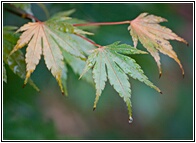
[3,26,39,91]
[128,13,188,77]
[80,42,161,121]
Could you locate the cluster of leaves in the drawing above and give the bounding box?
[3,4,187,122]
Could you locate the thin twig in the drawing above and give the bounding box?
[4,4,40,22]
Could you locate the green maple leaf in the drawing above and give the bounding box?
[80,42,161,122]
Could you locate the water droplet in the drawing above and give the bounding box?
[129,116,133,123]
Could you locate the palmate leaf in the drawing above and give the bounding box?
[10,14,95,94]
[80,42,161,122]
[128,13,188,77]
[3,26,39,91]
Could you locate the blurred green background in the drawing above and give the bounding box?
[3,3,193,140]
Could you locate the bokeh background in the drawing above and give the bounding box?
[3,3,193,140]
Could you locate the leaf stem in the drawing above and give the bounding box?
[4,4,40,22]
[74,21,132,49]
[75,33,102,48]
[73,21,131,27]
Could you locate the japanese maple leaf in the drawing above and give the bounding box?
[10,22,87,94]
[128,13,188,77]
[80,42,161,122]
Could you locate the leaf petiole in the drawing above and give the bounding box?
[75,33,102,48]
[73,20,131,27]
[73,21,132,49]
